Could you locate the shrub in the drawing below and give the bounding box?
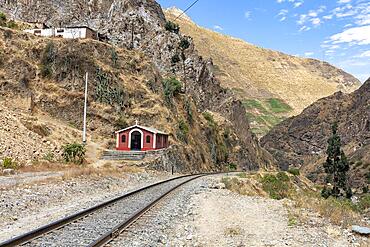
[110,48,118,67]
[40,65,53,78]
[2,157,18,169]
[62,143,86,165]
[355,160,363,168]
[177,119,189,143]
[362,186,368,194]
[321,186,331,199]
[358,194,370,212]
[277,171,290,182]
[0,12,6,21]
[185,99,193,124]
[163,77,182,105]
[288,213,298,227]
[165,21,180,34]
[0,12,6,26]
[42,152,55,162]
[261,173,291,200]
[7,20,18,29]
[287,168,300,176]
[203,112,217,129]
[294,192,360,226]
[40,42,56,78]
[228,163,237,171]
[179,38,190,50]
[95,68,126,107]
[171,54,181,64]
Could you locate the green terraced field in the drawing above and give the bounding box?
[243,98,293,138]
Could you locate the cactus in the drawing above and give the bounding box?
[95,68,126,108]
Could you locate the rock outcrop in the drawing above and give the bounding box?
[0,0,274,171]
[261,78,370,188]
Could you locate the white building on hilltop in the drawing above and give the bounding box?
[24,26,97,40]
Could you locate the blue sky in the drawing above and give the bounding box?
[158,0,370,83]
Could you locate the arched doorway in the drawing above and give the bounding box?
[130,131,142,151]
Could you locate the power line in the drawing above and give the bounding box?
[140,0,200,48]
[175,0,200,21]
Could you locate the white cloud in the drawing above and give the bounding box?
[311,17,321,26]
[277,0,304,8]
[297,14,307,25]
[277,9,288,21]
[244,11,251,19]
[323,15,333,20]
[299,25,311,32]
[304,52,314,56]
[297,6,326,29]
[213,25,223,31]
[318,5,327,13]
[308,10,318,17]
[279,9,289,15]
[294,2,303,8]
[338,0,352,4]
[356,50,370,57]
[330,25,370,45]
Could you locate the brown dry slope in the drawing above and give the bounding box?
[261,78,370,189]
[0,0,275,171]
[164,7,360,136]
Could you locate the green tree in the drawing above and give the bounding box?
[165,21,180,34]
[162,77,182,105]
[322,123,351,198]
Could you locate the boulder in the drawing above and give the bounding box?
[211,182,226,189]
[352,225,370,235]
[2,169,16,175]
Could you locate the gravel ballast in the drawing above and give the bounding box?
[0,171,173,243]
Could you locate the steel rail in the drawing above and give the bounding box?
[0,173,205,247]
[88,174,204,247]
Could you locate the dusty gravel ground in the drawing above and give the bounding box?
[0,170,173,243]
[1,174,368,246]
[0,171,64,188]
[111,175,368,247]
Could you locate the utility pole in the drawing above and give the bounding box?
[131,21,134,49]
[82,72,88,144]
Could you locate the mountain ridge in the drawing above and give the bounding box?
[164,7,361,126]
[261,77,370,189]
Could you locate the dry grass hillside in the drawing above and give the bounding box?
[0,24,263,172]
[165,8,360,136]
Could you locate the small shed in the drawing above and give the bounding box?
[115,123,169,151]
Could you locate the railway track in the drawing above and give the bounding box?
[0,174,206,247]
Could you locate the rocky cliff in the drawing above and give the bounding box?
[164,7,361,137]
[0,0,274,171]
[261,78,370,188]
